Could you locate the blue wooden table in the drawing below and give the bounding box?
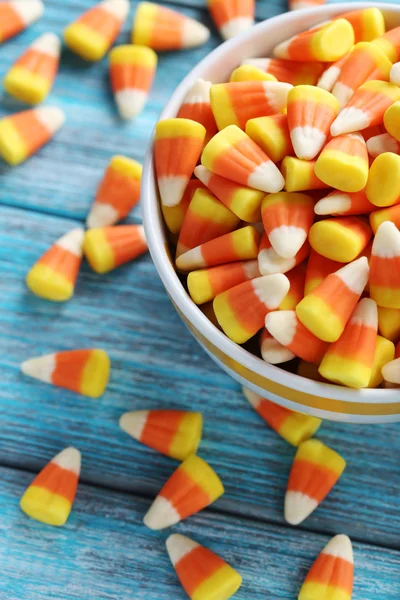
[1,1,400,598]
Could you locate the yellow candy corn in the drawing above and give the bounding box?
[246,114,294,163]
[229,65,277,83]
[281,157,329,192]
[366,152,400,207]
[378,306,400,342]
[84,225,148,274]
[384,101,400,142]
[309,217,372,263]
[367,335,395,388]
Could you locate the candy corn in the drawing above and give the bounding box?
[176,226,260,272]
[314,189,375,216]
[258,233,310,276]
[187,260,260,305]
[378,306,400,342]
[340,7,385,43]
[285,439,346,525]
[259,328,295,364]
[210,81,292,130]
[26,228,84,302]
[20,447,80,526]
[156,118,206,208]
[281,157,329,193]
[316,53,349,92]
[366,132,400,157]
[194,165,263,223]
[266,311,328,364]
[330,81,400,137]
[229,65,277,83]
[109,45,157,120]
[331,42,392,109]
[296,257,369,342]
[366,152,400,207]
[319,298,378,388]
[213,273,290,344]
[309,217,372,263]
[243,387,321,445]
[21,348,110,398]
[373,25,400,63]
[261,192,314,259]
[298,534,354,600]
[83,224,148,274]
[246,114,294,163]
[201,125,285,193]
[208,0,254,41]
[390,61,400,85]
[4,33,60,104]
[177,79,217,144]
[87,156,142,229]
[166,534,242,600]
[368,335,395,388]
[0,0,44,44]
[305,250,342,295]
[0,106,65,166]
[382,356,400,384]
[370,221,400,309]
[370,203,400,234]
[279,263,306,310]
[242,58,325,86]
[132,2,209,50]
[314,132,369,192]
[273,19,354,63]
[119,410,203,460]
[64,0,129,61]
[162,179,205,236]
[144,454,224,529]
[286,85,338,160]
[383,101,400,142]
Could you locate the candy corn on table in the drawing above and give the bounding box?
[1,1,400,599]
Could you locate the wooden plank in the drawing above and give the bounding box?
[1,465,399,600]
[1,206,400,549]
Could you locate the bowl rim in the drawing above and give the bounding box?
[142,2,400,409]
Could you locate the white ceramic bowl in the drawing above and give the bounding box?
[142,2,400,424]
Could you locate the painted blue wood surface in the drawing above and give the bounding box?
[0,1,400,599]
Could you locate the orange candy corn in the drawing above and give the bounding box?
[309,216,372,263]
[339,7,385,43]
[370,221,400,309]
[0,0,44,44]
[213,273,290,344]
[258,233,310,276]
[281,157,329,193]
[319,298,378,388]
[259,328,295,364]
[366,132,400,157]
[296,256,370,342]
[201,125,285,194]
[330,81,400,137]
[243,387,321,445]
[26,228,84,302]
[4,32,61,104]
[177,79,217,144]
[84,224,148,274]
[208,0,254,41]
[369,203,400,234]
[176,188,239,257]
[143,454,224,530]
[119,410,203,460]
[0,106,65,166]
[373,25,400,63]
[162,179,205,236]
[21,349,110,398]
[314,189,375,216]
[305,250,342,296]
[273,19,354,63]
[132,2,210,50]
[316,52,349,92]
[280,263,306,310]
[246,114,294,163]
[176,225,260,272]
[314,133,369,193]
[266,310,328,364]
[187,259,260,305]
[287,85,339,160]
[87,156,142,228]
[155,118,206,207]
[261,192,314,259]
[166,534,242,600]
[210,81,292,130]
[285,439,346,525]
[109,45,157,120]
[298,534,354,600]
[194,165,263,223]
[64,0,129,61]
[20,447,80,527]
[242,58,325,86]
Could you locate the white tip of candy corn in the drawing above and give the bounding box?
[291,126,327,161]
[351,297,377,327]
[86,203,119,229]
[285,490,318,525]
[373,221,400,258]
[21,353,56,384]
[194,165,212,186]
[220,17,254,40]
[175,246,204,271]
[241,58,271,70]
[182,19,210,48]
[158,177,188,207]
[34,107,66,134]
[336,256,369,295]
[183,79,212,104]
[390,62,400,86]
[101,0,130,20]
[264,81,293,113]
[314,193,351,215]
[119,410,149,440]
[52,447,81,475]
[332,82,354,110]
[248,161,285,193]
[330,107,370,137]
[115,89,148,120]
[269,226,307,259]
[242,386,262,410]
[382,357,400,384]
[56,228,85,256]
[260,330,296,363]
[166,534,199,565]
[12,0,44,25]
[265,310,296,346]
[31,32,61,57]
[258,246,296,275]
[367,133,399,158]
[253,274,290,309]
[317,65,341,92]
[323,534,353,563]
[144,496,181,530]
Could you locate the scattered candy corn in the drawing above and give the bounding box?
[26,228,84,301]
[340,7,384,43]
[314,189,375,216]
[208,0,254,41]
[4,32,61,104]
[132,2,209,50]
[119,410,203,460]
[187,260,260,305]
[366,132,400,157]
[259,328,295,364]
[64,0,129,61]
[246,114,293,163]
[382,356,400,384]
[314,133,369,193]
[308,217,372,263]
[21,348,110,398]
[20,447,80,526]
[177,79,217,144]
[258,233,310,276]
[162,179,205,236]
[166,534,242,600]
[144,454,224,530]
[366,152,400,207]
[0,106,65,166]
[0,0,44,44]
[84,224,148,274]
[109,45,157,120]
[370,221,400,309]
[281,156,329,192]
[285,439,346,525]
[368,335,395,388]
[305,250,342,296]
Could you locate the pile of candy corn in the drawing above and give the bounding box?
[156,6,400,391]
